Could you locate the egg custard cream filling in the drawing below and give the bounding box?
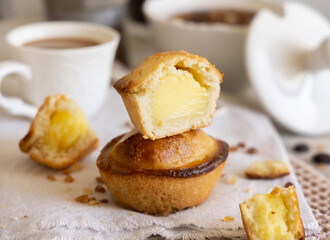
[44,108,89,151]
[151,68,208,127]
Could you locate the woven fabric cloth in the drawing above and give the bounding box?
[0,88,322,239]
[291,156,330,240]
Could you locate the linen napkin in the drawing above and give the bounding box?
[0,87,321,239]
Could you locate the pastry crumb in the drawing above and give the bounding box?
[100,199,109,203]
[227,175,238,184]
[13,216,18,221]
[23,215,28,218]
[229,146,238,152]
[83,188,93,195]
[245,160,289,179]
[87,200,99,207]
[88,197,96,201]
[64,176,74,183]
[246,147,258,154]
[75,195,89,203]
[238,142,246,148]
[192,230,196,233]
[222,216,235,222]
[47,175,55,181]
[247,188,252,193]
[129,212,136,216]
[95,176,104,184]
[95,185,106,193]
[0,225,6,229]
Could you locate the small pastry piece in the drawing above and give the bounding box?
[245,160,290,179]
[19,94,99,169]
[114,51,223,140]
[97,129,229,215]
[239,186,305,240]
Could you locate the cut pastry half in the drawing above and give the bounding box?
[19,94,99,169]
[240,186,305,240]
[114,51,223,140]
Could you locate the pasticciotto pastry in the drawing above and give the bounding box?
[239,185,305,240]
[245,160,290,179]
[97,129,228,215]
[19,94,99,169]
[114,51,223,140]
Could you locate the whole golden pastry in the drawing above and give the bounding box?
[97,129,228,215]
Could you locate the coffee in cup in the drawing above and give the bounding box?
[0,22,120,118]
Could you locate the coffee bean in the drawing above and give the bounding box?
[312,153,330,164]
[292,143,309,153]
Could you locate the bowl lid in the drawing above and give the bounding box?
[246,2,330,135]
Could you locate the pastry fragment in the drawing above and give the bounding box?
[19,94,99,169]
[239,186,305,240]
[245,160,290,179]
[97,129,229,215]
[114,51,223,140]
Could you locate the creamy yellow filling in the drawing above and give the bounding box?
[44,109,89,151]
[151,70,207,126]
[247,193,294,240]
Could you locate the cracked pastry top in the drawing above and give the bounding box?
[114,51,223,140]
[97,129,228,177]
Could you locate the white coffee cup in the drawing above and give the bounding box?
[0,21,120,119]
[143,0,280,94]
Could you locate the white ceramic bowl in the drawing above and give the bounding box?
[143,0,280,93]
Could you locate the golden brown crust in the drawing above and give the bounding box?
[19,94,99,170]
[245,160,290,179]
[239,203,253,240]
[97,130,229,215]
[97,129,228,175]
[99,160,226,216]
[114,51,223,95]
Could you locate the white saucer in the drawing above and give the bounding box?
[246,2,330,135]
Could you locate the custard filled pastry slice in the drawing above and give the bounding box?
[19,94,99,169]
[239,186,305,240]
[114,51,223,140]
[97,129,229,215]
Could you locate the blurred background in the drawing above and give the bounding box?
[1,0,330,65]
[0,0,330,178]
